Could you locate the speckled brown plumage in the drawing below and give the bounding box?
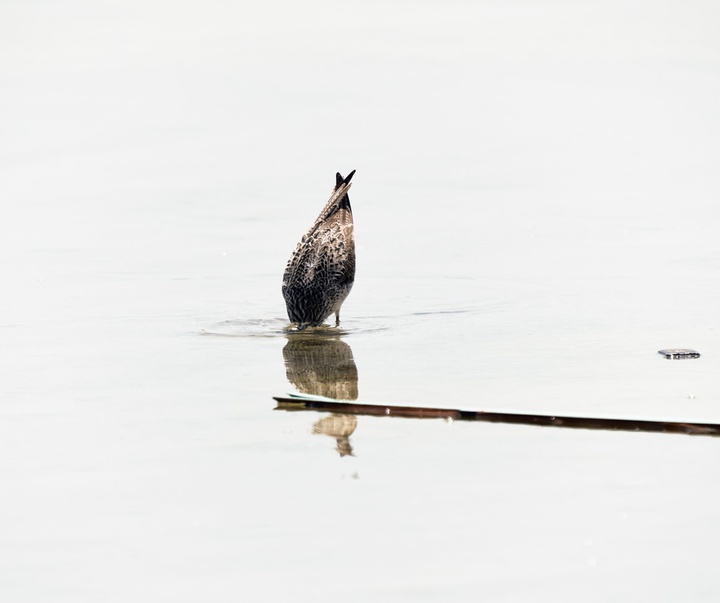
[282,170,356,329]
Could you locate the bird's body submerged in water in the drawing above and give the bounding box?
[282,170,356,330]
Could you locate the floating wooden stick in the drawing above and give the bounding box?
[273,395,720,437]
[658,348,701,359]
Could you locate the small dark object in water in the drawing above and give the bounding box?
[658,349,701,360]
[282,170,356,330]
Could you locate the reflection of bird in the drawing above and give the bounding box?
[282,171,356,330]
[282,337,358,401]
[312,414,358,457]
[283,336,360,457]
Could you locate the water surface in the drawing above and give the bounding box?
[1,1,719,601]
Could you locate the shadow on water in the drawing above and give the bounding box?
[282,334,360,456]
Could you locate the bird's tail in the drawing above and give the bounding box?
[313,169,356,224]
[335,170,356,190]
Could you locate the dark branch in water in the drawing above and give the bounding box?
[273,396,720,437]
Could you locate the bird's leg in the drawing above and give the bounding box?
[335,311,340,327]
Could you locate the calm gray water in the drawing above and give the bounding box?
[2,1,719,601]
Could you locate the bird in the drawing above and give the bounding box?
[282,170,356,330]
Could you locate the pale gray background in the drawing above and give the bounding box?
[1,1,719,601]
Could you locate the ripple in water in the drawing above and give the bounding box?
[201,318,290,338]
[201,317,389,338]
[200,309,473,338]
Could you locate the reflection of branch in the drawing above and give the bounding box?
[274,396,720,438]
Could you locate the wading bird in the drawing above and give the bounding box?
[282,170,356,330]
